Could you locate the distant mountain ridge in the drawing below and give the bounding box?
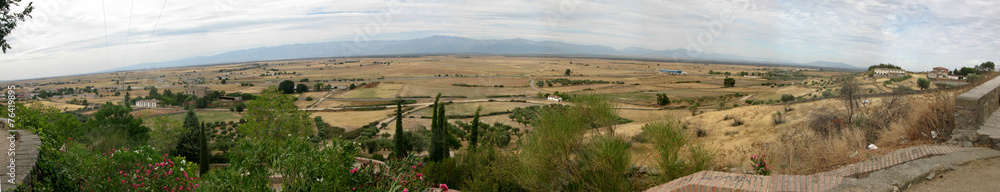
[109,35,863,71]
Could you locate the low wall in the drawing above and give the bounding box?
[953,75,1000,143]
[2,130,41,191]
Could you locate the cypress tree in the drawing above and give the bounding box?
[199,118,209,175]
[469,106,482,148]
[176,108,201,166]
[429,93,447,162]
[393,98,409,159]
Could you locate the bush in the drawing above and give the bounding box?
[809,110,843,137]
[772,111,785,125]
[781,94,795,102]
[305,97,314,101]
[643,121,714,182]
[55,143,200,191]
[731,118,744,126]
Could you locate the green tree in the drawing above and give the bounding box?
[239,87,314,142]
[200,119,210,175]
[959,67,978,76]
[781,94,795,102]
[393,98,410,159]
[221,79,227,84]
[978,61,996,72]
[469,106,482,148]
[123,91,131,105]
[917,78,930,90]
[349,83,357,90]
[429,93,459,162]
[87,102,149,150]
[295,83,308,93]
[279,80,295,94]
[148,86,159,98]
[235,102,245,113]
[175,109,203,165]
[565,69,572,76]
[656,93,671,106]
[723,77,736,87]
[1,0,34,53]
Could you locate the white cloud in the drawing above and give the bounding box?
[1,0,998,80]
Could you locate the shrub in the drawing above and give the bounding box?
[749,154,771,175]
[731,118,744,126]
[772,111,785,125]
[809,110,843,137]
[57,143,200,191]
[643,121,714,182]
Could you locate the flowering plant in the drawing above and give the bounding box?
[749,154,771,176]
[348,155,435,192]
[60,141,200,191]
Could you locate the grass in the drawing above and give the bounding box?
[147,111,243,126]
[411,102,537,117]
[311,109,395,131]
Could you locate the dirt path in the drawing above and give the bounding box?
[906,157,1000,192]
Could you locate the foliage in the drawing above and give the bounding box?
[87,102,150,152]
[656,93,671,106]
[917,78,931,90]
[749,154,771,176]
[175,109,204,165]
[199,138,357,191]
[148,114,183,157]
[959,67,978,76]
[723,77,735,87]
[688,102,699,116]
[0,0,33,53]
[279,80,295,94]
[781,94,795,102]
[296,83,309,93]
[54,143,200,191]
[564,69,572,76]
[642,121,714,182]
[429,93,460,162]
[978,61,996,72]
[239,87,314,142]
[867,63,901,71]
[515,94,640,191]
[469,106,482,148]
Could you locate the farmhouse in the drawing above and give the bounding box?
[873,68,905,78]
[184,87,210,97]
[134,99,160,108]
[547,95,563,102]
[218,96,242,102]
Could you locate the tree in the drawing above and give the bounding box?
[239,87,314,142]
[278,80,295,94]
[656,93,671,106]
[978,61,996,72]
[175,109,202,165]
[565,69,572,76]
[429,93,459,162]
[295,83,308,93]
[148,86,159,98]
[123,92,131,106]
[723,77,735,87]
[1,0,33,53]
[469,106,482,148]
[235,102,245,113]
[220,79,227,84]
[840,76,863,120]
[917,78,930,90]
[959,67,978,76]
[393,98,410,159]
[199,118,209,175]
[88,102,149,149]
[780,94,795,102]
[349,83,357,90]
[688,102,699,116]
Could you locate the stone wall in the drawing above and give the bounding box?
[953,75,1000,143]
[2,130,40,191]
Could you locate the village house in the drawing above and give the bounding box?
[547,95,563,102]
[184,87,210,98]
[134,99,160,108]
[873,68,906,78]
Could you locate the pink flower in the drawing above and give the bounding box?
[350,168,358,174]
[412,165,417,169]
[440,184,449,191]
[416,173,423,177]
[122,179,126,184]
[194,184,199,188]
[419,176,423,181]
[403,189,409,192]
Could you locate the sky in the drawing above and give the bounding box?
[1,0,998,80]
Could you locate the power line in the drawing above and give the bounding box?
[122,0,136,68]
[137,0,168,66]
[101,0,111,69]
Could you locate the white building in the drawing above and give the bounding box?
[547,95,563,102]
[134,99,160,108]
[873,68,906,78]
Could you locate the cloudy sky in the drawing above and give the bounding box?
[1,0,997,80]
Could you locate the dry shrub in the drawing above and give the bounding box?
[809,109,845,137]
[904,91,954,142]
[762,128,866,174]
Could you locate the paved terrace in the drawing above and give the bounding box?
[644,145,992,192]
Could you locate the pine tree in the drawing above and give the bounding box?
[393,98,409,159]
[469,106,482,148]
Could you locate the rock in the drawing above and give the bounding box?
[963,141,973,147]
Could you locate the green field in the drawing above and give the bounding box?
[150,111,244,124]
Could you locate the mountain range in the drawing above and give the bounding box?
[109,35,863,72]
